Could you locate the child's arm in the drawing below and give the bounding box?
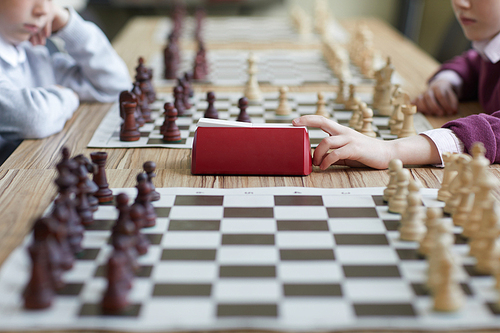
[41,6,131,103]
[293,115,441,170]
[414,50,482,116]
[0,78,79,139]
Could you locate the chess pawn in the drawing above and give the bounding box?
[174,85,186,116]
[134,173,157,228]
[90,152,113,204]
[437,152,459,202]
[427,219,457,292]
[101,250,132,314]
[315,92,329,118]
[335,79,346,104]
[397,105,417,138]
[163,41,178,80]
[344,84,359,111]
[244,52,262,101]
[418,207,443,257]
[204,91,218,119]
[237,97,251,123]
[178,78,192,110]
[399,179,426,242]
[444,154,471,215]
[388,168,410,214]
[348,103,361,129]
[383,158,403,202]
[130,204,149,255]
[359,102,377,138]
[276,86,292,116]
[120,101,140,142]
[161,103,182,143]
[120,90,145,128]
[143,161,160,202]
[389,85,406,135]
[433,256,465,312]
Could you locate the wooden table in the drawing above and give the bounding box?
[0,16,499,333]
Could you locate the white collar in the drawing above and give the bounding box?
[0,35,27,67]
[472,31,500,64]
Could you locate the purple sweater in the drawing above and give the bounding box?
[437,50,500,163]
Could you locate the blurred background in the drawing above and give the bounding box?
[55,0,469,64]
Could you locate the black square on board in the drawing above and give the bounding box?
[280,249,335,261]
[147,138,187,145]
[343,265,400,277]
[168,220,221,231]
[334,234,389,245]
[327,207,378,218]
[224,207,274,218]
[152,284,212,297]
[274,195,323,206]
[396,249,425,260]
[383,220,399,231]
[277,220,329,231]
[56,283,83,296]
[284,284,342,297]
[161,249,216,261]
[354,303,416,317]
[79,303,141,317]
[222,234,275,245]
[219,265,276,278]
[154,207,171,217]
[372,195,386,206]
[174,195,224,206]
[76,248,100,260]
[85,219,114,231]
[144,233,163,245]
[217,304,278,317]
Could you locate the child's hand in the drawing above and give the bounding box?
[29,4,70,46]
[413,79,458,116]
[292,115,392,170]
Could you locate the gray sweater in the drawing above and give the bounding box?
[0,7,131,141]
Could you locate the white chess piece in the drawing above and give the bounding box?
[315,92,330,118]
[244,52,262,101]
[275,86,292,116]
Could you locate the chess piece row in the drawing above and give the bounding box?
[119,58,158,142]
[23,148,159,310]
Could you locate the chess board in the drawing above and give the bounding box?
[152,16,349,46]
[88,91,433,150]
[149,49,393,87]
[1,186,500,331]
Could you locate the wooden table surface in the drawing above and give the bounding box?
[0,16,499,333]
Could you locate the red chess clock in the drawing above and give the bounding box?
[191,119,312,176]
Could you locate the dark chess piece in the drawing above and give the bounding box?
[132,81,152,123]
[73,155,99,213]
[120,101,140,142]
[133,173,156,228]
[120,90,144,128]
[23,219,55,310]
[192,51,206,80]
[37,216,66,290]
[135,57,156,104]
[183,72,194,97]
[173,85,186,116]
[237,96,251,123]
[72,157,94,226]
[163,34,179,80]
[90,152,113,204]
[101,250,132,314]
[130,204,149,255]
[178,77,192,110]
[55,155,84,255]
[143,161,160,201]
[160,102,182,143]
[112,193,139,273]
[204,91,218,119]
[50,202,74,271]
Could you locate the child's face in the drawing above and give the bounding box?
[0,0,50,44]
[452,0,500,41]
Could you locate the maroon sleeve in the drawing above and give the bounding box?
[432,50,482,101]
[443,111,500,163]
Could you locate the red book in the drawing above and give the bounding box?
[191,119,312,175]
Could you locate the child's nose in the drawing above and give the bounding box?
[453,0,472,9]
[32,0,49,17]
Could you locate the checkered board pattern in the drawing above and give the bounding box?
[149,49,383,87]
[88,91,433,150]
[152,16,349,45]
[1,186,500,331]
